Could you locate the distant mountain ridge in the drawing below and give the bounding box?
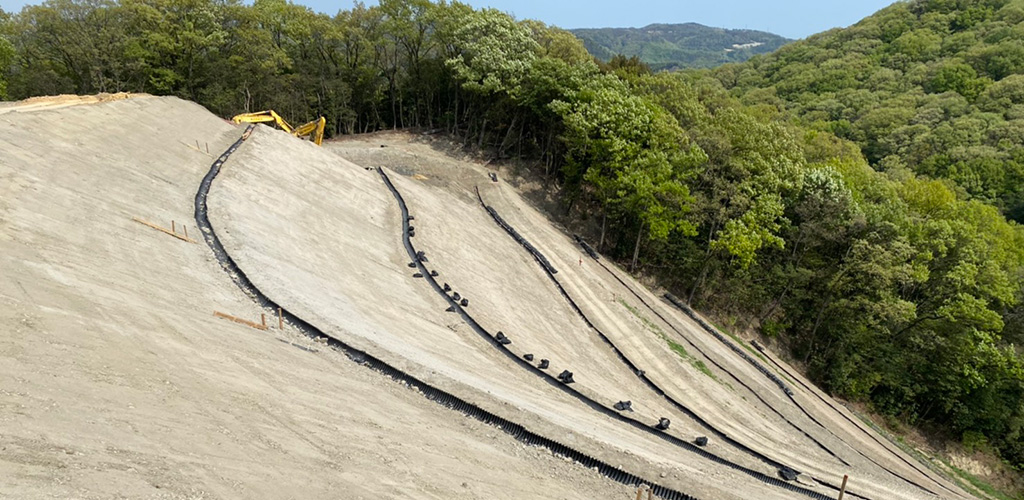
[570,23,792,70]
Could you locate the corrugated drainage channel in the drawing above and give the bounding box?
[193,128,690,499]
[586,252,939,500]
[587,254,847,464]
[379,169,841,499]
[373,182,840,499]
[474,189,919,500]
[660,293,949,499]
[758,340,967,500]
[663,293,793,395]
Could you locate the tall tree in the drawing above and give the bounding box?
[0,8,13,99]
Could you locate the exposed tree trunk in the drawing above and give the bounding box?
[688,219,720,304]
[478,117,487,148]
[516,118,525,159]
[598,211,608,251]
[452,92,459,136]
[804,295,834,363]
[752,279,794,330]
[688,258,710,305]
[631,223,644,272]
[498,114,518,157]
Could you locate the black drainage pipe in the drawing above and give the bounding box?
[660,293,944,499]
[587,251,848,467]
[379,171,832,500]
[476,193,803,464]
[193,128,693,499]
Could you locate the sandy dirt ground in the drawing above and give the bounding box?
[321,130,975,500]
[0,96,640,499]
[0,94,980,500]
[211,126,792,500]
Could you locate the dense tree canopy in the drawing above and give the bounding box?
[0,9,11,99]
[715,0,1024,223]
[2,0,1024,474]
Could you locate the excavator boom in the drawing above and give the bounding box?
[231,110,295,134]
[230,110,325,145]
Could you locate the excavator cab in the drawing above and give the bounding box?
[231,110,326,146]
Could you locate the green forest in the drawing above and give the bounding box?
[2,0,1024,479]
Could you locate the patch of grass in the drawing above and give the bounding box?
[714,321,767,362]
[617,298,729,388]
[849,410,995,499]
[944,461,1018,500]
[665,337,715,378]
[710,319,796,387]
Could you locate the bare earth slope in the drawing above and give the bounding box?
[321,131,975,500]
[211,125,785,500]
[0,96,631,499]
[0,95,976,500]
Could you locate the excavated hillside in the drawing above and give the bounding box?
[0,95,976,499]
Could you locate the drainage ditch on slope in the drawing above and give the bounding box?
[473,188,884,500]
[193,127,694,499]
[375,169,836,500]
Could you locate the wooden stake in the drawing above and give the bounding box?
[132,216,195,243]
[171,220,176,234]
[196,139,200,149]
[184,226,189,240]
[647,487,653,500]
[214,311,267,331]
[837,475,848,500]
[261,313,266,328]
[278,307,283,329]
[206,142,210,154]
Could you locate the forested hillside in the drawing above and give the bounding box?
[715,0,1024,222]
[2,0,1024,481]
[570,23,790,70]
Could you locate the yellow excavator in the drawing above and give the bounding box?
[231,110,326,146]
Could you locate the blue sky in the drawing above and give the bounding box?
[0,0,897,39]
[353,0,898,39]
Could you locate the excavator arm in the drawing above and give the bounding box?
[230,110,325,145]
[231,110,295,134]
[291,117,326,146]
